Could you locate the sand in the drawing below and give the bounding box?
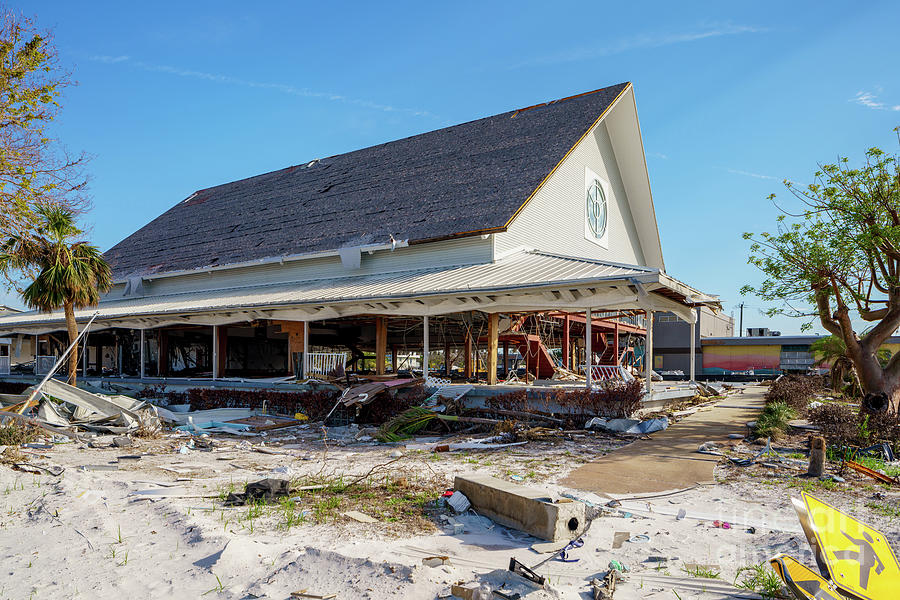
[1,390,898,599]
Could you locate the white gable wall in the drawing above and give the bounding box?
[493,86,663,270]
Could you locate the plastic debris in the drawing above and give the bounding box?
[608,559,628,572]
[585,417,669,435]
[447,490,471,513]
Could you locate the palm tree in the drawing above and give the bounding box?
[811,334,892,396]
[0,204,111,385]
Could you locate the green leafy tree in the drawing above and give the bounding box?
[810,334,892,396]
[743,132,900,409]
[0,204,111,385]
[0,11,87,247]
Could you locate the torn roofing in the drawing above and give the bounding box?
[104,82,630,280]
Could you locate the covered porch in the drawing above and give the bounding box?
[0,251,716,402]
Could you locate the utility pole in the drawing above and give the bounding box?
[739,302,745,337]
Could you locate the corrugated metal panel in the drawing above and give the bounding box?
[495,119,646,265]
[0,250,650,329]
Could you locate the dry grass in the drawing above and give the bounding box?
[289,473,445,536]
[0,421,40,446]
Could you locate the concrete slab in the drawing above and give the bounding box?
[453,474,585,542]
[561,386,766,495]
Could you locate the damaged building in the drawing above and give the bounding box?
[0,82,718,400]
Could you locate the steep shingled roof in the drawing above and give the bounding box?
[104,83,630,279]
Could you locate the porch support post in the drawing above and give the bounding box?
[614,321,620,365]
[302,320,309,379]
[487,313,499,385]
[215,325,227,379]
[375,316,387,375]
[140,329,145,379]
[645,311,654,396]
[423,316,429,379]
[562,314,570,370]
[158,329,168,377]
[444,340,451,379]
[690,315,696,383]
[391,346,398,373]
[464,329,473,378]
[585,309,592,389]
[212,326,219,380]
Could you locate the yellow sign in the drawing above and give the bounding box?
[769,554,845,600]
[803,492,900,600]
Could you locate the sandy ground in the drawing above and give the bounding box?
[2,395,899,599]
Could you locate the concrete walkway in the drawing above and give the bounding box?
[562,386,766,495]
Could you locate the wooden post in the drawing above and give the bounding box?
[562,314,570,370]
[302,320,309,378]
[391,346,398,373]
[158,329,168,377]
[487,313,499,385]
[375,317,387,375]
[214,325,228,379]
[139,329,145,379]
[808,436,826,477]
[613,321,620,366]
[585,309,592,389]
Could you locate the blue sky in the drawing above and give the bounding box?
[3,1,900,335]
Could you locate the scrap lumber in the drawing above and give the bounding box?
[845,459,899,485]
[472,407,564,424]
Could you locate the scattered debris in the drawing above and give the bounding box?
[585,416,668,435]
[343,510,378,524]
[224,478,291,506]
[844,459,899,485]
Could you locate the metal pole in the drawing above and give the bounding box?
[690,318,696,383]
[212,326,218,380]
[645,311,654,397]
[585,308,592,389]
[17,312,100,414]
[423,315,429,380]
[82,332,88,377]
[140,329,145,379]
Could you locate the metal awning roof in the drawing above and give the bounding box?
[0,250,718,334]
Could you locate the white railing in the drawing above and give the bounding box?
[35,355,56,375]
[0,355,9,375]
[306,352,346,376]
[581,364,635,382]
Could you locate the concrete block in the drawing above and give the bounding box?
[453,474,585,541]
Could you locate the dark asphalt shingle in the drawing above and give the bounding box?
[105,83,629,279]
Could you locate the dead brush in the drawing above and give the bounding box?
[0,420,40,446]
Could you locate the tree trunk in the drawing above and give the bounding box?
[64,301,78,386]
[849,349,900,411]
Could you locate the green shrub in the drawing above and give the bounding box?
[754,401,796,439]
